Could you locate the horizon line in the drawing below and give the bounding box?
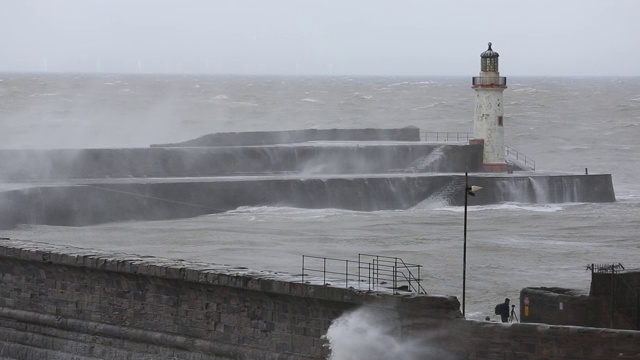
[1,70,639,78]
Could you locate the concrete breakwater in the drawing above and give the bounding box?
[0,128,623,357]
[0,239,638,359]
[0,173,615,229]
[0,127,616,229]
[150,127,422,147]
[0,143,482,181]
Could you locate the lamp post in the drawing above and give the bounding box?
[462,172,482,316]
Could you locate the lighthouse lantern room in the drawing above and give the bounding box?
[471,42,508,172]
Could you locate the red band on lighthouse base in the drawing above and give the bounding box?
[482,163,508,173]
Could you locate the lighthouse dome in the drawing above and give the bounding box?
[480,42,500,73]
[481,42,499,58]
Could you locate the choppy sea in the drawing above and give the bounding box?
[1,73,639,358]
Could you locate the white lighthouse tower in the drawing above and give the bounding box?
[471,42,508,172]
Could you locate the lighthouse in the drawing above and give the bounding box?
[471,42,508,172]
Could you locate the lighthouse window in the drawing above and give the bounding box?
[498,116,503,126]
[482,58,499,72]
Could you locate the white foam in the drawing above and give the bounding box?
[411,101,447,110]
[433,202,567,213]
[410,81,436,85]
[388,82,409,87]
[300,97,324,103]
[226,206,361,219]
[28,93,59,97]
[325,307,446,360]
[615,194,640,200]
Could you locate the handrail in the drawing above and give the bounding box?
[422,132,472,142]
[301,254,426,294]
[505,145,535,170]
[420,133,536,171]
[359,253,426,294]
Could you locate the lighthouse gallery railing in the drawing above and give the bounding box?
[472,76,507,86]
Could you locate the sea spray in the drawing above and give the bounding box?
[412,177,464,210]
[407,145,446,172]
[324,306,448,360]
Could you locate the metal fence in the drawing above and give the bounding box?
[505,146,536,170]
[420,134,536,170]
[422,132,472,142]
[301,253,426,294]
[587,263,626,274]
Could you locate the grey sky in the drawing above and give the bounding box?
[1,0,639,76]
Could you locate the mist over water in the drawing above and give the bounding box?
[0,74,474,149]
[1,74,637,195]
[1,74,640,356]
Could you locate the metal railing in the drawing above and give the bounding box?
[301,253,426,294]
[505,145,536,170]
[472,76,507,86]
[422,132,472,142]
[588,263,626,274]
[421,132,536,171]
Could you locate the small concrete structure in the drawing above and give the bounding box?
[521,268,640,330]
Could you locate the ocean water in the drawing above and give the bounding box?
[1,74,639,356]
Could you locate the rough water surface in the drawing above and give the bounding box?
[1,75,639,355]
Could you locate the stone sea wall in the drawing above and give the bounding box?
[0,239,458,360]
[0,240,639,359]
